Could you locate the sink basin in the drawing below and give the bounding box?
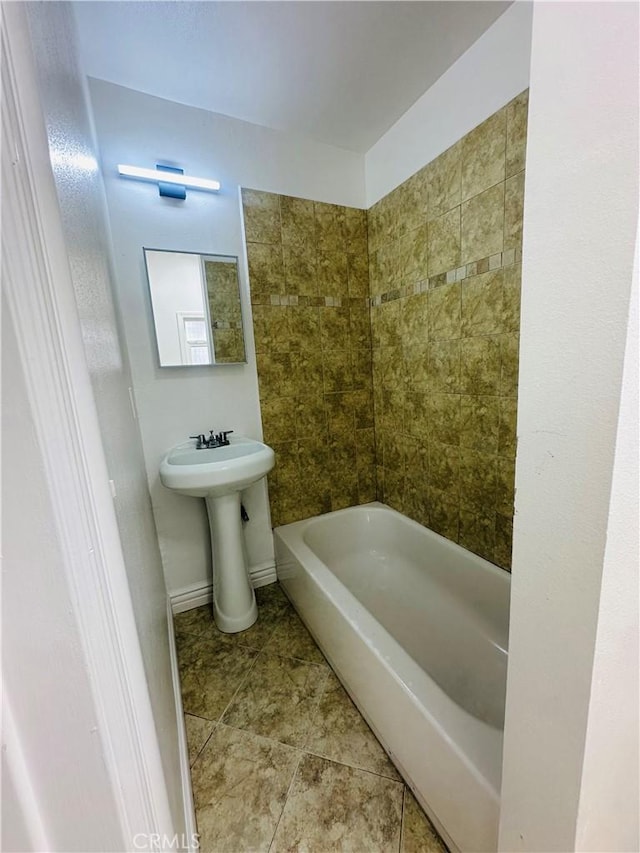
[160,437,275,497]
[159,436,275,633]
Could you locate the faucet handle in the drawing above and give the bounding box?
[221,430,234,444]
[189,433,206,447]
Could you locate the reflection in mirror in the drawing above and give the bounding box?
[143,248,246,366]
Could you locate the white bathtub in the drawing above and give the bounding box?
[274,502,510,853]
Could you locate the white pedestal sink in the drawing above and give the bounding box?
[160,437,275,632]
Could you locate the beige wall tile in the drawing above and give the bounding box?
[347,252,369,297]
[496,456,516,516]
[427,142,461,219]
[401,292,429,345]
[377,241,401,290]
[461,182,505,265]
[399,225,429,283]
[404,434,429,476]
[404,477,430,528]
[460,335,501,394]
[494,513,514,570]
[459,448,498,513]
[428,393,461,446]
[502,263,521,332]
[247,242,285,302]
[376,193,398,247]
[252,305,290,353]
[295,395,327,439]
[461,109,507,202]
[322,348,352,393]
[403,168,429,229]
[343,207,368,256]
[427,207,461,276]
[261,397,297,444]
[319,306,350,351]
[460,182,504,264]
[499,332,520,396]
[404,392,430,439]
[280,195,315,247]
[325,392,356,435]
[314,202,346,252]
[461,269,504,337]
[350,303,372,349]
[506,89,529,178]
[317,250,348,297]
[381,386,404,427]
[498,397,518,458]
[283,244,317,295]
[404,344,429,392]
[256,351,297,398]
[376,345,404,389]
[428,339,461,393]
[372,300,402,348]
[459,509,496,562]
[460,395,500,453]
[292,351,324,397]
[429,442,460,496]
[351,347,373,390]
[289,306,321,352]
[368,249,383,296]
[428,281,461,340]
[428,490,460,541]
[504,171,525,252]
[242,189,282,244]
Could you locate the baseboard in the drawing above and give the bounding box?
[166,599,198,852]
[250,559,278,588]
[170,561,277,614]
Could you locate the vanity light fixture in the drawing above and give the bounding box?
[117,163,221,199]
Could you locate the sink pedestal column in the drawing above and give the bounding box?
[205,491,257,633]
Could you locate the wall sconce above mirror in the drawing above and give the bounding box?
[144,248,246,367]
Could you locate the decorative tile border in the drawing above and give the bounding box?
[268,294,370,308]
[257,248,521,309]
[370,247,522,307]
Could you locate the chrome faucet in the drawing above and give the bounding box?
[189,430,234,449]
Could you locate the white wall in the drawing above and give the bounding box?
[2,303,124,851]
[575,234,639,850]
[88,78,366,597]
[365,2,533,206]
[499,3,639,850]
[24,2,185,836]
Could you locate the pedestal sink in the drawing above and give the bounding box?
[160,437,275,632]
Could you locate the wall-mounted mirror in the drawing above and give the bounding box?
[143,248,246,366]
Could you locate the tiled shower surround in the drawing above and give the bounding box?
[243,91,528,570]
[242,190,375,525]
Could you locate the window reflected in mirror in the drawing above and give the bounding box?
[143,248,246,366]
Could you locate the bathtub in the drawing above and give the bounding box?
[274,501,510,853]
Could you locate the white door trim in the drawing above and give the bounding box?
[1,3,174,845]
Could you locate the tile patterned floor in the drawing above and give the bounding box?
[175,583,448,853]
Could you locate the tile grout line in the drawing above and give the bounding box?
[399,785,407,853]
[302,744,403,784]
[267,748,306,853]
[188,718,220,771]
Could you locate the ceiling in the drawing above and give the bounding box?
[73,1,511,153]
